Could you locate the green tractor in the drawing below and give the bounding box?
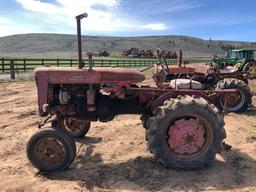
[212,48,256,77]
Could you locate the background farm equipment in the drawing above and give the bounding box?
[27,13,237,173]
[212,48,256,77]
[154,49,252,113]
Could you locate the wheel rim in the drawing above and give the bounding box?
[63,117,89,133]
[34,137,66,165]
[168,117,211,160]
[220,89,245,112]
[245,63,256,77]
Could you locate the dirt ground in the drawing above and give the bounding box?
[0,80,255,192]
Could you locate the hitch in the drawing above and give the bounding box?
[38,115,53,128]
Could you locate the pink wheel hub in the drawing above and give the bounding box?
[168,118,206,155]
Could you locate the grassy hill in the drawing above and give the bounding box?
[0,33,255,58]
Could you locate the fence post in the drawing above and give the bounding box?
[116,60,119,67]
[23,58,26,71]
[10,60,15,79]
[1,58,4,72]
[57,59,59,67]
[70,59,73,67]
[42,59,44,66]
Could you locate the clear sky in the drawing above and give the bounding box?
[0,0,256,41]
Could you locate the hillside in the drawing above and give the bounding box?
[0,33,255,58]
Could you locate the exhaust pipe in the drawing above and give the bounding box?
[76,13,96,112]
[76,13,88,69]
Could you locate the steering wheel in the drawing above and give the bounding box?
[156,48,169,75]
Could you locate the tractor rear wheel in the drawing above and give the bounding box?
[242,61,256,77]
[26,128,76,172]
[146,95,226,170]
[216,78,252,113]
[53,116,91,138]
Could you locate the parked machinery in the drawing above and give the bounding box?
[212,48,256,77]
[154,49,252,113]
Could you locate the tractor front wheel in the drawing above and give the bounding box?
[146,95,226,170]
[26,128,76,172]
[242,61,256,78]
[216,78,252,113]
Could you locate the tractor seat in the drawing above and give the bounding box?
[170,79,203,90]
[220,66,238,73]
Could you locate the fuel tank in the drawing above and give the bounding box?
[34,66,145,84]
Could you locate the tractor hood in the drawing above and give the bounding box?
[34,66,145,84]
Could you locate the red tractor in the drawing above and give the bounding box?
[27,13,236,172]
[154,49,252,113]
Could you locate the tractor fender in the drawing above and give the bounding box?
[150,91,215,112]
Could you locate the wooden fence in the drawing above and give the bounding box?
[0,57,211,79]
[1,58,179,72]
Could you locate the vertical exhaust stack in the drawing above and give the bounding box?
[76,13,88,69]
[76,13,96,112]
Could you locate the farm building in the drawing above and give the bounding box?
[139,49,146,57]
[122,50,129,56]
[146,49,154,57]
[124,48,140,57]
[98,50,110,57]
[123,48,154,57]
[164,50,178,59]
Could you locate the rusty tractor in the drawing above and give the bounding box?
[27,13,237,172]
[154,49,252,113]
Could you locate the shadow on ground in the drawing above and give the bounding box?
[42,136,256,191]
[243,107,256,116]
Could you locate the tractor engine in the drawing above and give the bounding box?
[54,84,88,113]
[45,83,144,123]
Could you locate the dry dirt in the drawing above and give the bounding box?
[0,81,255,192]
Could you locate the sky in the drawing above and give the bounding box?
[0,0,256,41]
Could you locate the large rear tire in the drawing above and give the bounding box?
[26,128,76,172]
[216,78,252,113]
[146,95,226,170]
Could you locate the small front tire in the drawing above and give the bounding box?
[26,128,76,172]
[242,61,256,77]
